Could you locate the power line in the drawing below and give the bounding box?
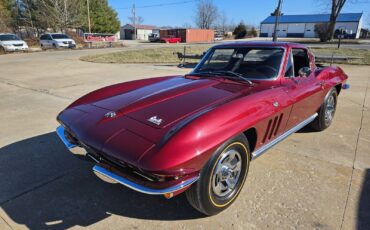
[116,0,198,10]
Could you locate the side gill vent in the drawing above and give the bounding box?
[262,114,283,143]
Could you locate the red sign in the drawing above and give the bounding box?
[84,33,116,42]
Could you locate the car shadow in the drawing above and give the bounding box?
[0,132,203,229]
[357,169,370,230]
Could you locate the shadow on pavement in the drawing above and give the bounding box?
[0,132,203,229]
[357,169,370,230]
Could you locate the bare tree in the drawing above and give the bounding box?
[194,0,218,29]
[218,11,228,33]
[327,0,348,40]
[128,16,144,25]
[182,23,192,29]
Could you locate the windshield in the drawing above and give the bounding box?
[0,34,21,41]
[51,34,70,39]
[193,47,284,79]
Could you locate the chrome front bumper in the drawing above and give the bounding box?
[56,126,86,156]
[56,125,199,195]
[93,165,199,195]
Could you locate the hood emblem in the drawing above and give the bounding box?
[104,111,117,118]
[148,116,163,125]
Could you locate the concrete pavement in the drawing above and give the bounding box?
[0,48,369,229]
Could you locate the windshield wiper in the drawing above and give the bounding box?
[185,71,217,77]
[212,70,254,86]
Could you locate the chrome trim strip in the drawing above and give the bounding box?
[56,125,76,149]
[93,165,199,195]
[252,113,318,160]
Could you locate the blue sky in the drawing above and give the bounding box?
[108,0,370,28]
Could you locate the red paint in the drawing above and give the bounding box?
[57,42,348,195]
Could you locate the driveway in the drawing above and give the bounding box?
[0,48,369,229]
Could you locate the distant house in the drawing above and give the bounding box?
[260,13,363,39]
[120,24,157,40]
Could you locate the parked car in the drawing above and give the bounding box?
[214,34,224,41]
[40,33,76,49]
[160,35,181,43]
[0,33,28,53]
[56,42,349,216]
[148,33,160,42]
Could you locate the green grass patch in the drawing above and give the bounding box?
[80,45,369,65]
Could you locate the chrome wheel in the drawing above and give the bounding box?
[325,94,335,124]
[211,149,242,197]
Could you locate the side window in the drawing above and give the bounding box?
[40,35,46,40]
[284,53,294,78]
[292,48,310,76]
[48,35,53,40]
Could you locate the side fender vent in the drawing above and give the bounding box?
[262,114,283,143]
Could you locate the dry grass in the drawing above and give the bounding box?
[81,45,369,65]
[310,47,370,65]
[81,45,212,64]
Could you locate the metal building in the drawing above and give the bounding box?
[120,24,157,40]
[260,13,363,39]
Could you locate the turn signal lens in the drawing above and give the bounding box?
[164,193,174,199]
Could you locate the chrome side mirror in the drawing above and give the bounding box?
[298,67,311,77]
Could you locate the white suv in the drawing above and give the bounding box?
[40,33,76,49]
[0,33,29,52]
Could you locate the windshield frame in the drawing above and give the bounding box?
[0,34,21,41]
[192,46,287,81]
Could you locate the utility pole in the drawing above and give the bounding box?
[87,0,91,33]
[64,0,68,31]
[132,3,136,40]
[272,0,283,42]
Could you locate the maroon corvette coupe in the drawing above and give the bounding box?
[56,42,349,215]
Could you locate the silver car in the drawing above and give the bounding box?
[40,33,76,49]
[0,33,29,53]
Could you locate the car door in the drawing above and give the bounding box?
[47,35,54,47]
[283,48,325,130]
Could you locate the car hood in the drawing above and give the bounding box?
[59,76,251,167]
[1,40,26,46]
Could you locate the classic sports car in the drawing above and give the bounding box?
[56,42,349,215]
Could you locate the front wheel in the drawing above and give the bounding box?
[0,46,6,54]
[310,87,338,131]
[185,134,250,215]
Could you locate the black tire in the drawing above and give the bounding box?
[310,87,338,131]
[186,134,251,216]
[0,46,6,54]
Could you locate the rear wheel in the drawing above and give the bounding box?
[186,134,250,216]
[310,88,338,131]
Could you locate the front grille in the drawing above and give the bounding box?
[63,41,71,44]
[13,44,23,47]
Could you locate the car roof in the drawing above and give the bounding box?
[0,33,16,35]
[213,41,307,49]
